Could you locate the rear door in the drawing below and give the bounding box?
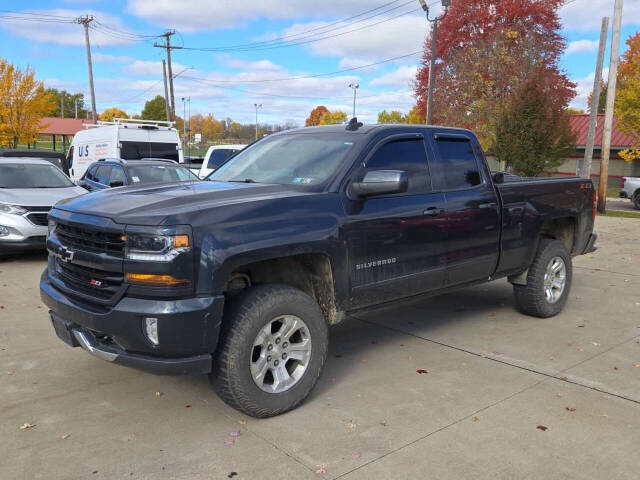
[428,132,500,285]
[343,133,447,308]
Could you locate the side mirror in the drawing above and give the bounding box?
[349,170,408,199]
[109,180,124,188]
[492,172,505,184]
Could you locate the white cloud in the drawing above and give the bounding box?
[127,0,427,32]
[125,60,192,77]
[560,0,640,31]
[566,39,600,55]
[569,68,609,111]
[280,16,427,61]
[0,9,136,46]
[369,65,417,88]
[93,53,133,63]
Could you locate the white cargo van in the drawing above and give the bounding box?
[67,118,183,180]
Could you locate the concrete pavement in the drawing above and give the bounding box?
[1,216,639,479]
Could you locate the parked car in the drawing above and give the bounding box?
[0,149,70,176]
[41,123,596,418]
[67,118,183,181]
[619,176,640,209]
[0,158,85,254]
[77,158,199,191]
[199,144,246,178]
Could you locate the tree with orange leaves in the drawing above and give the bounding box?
[0,58,54,148]
[414,0,575,157]
[305,106,330,127]
[615,33,640,162]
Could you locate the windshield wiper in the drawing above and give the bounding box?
[227,179,258,183]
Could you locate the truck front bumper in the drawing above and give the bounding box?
[40,271,224,375]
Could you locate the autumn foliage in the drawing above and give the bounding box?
[414,0,576,173]
[615,33,640,162]
[305,106,347,126]
[0,58,54,148]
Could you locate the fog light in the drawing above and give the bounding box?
[144,317,159,346]
[0,226,9,237]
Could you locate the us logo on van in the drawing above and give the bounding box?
[78,145,90,157]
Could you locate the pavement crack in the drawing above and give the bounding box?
[574,266,640,277]
[351,315,640,406]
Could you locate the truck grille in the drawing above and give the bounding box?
[56,222,125,257]
[55,259,124,301]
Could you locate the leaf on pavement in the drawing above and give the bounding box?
[416,369,428,374]
[536,425,548,431]
[591,342,600,346]
[472,416,479,422]
[224,439,234,446]
[230,430,241,437]
[155,391,163,397]
[352,452,361,460]
[565,407,576,412]
[19,423,35,430]
[61,434,71,440]
[315,467,327,475]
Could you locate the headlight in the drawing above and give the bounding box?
[0,203,27,215]
[125,231,191,262]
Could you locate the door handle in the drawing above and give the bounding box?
[423,207,444,217]
[479,202,497,209]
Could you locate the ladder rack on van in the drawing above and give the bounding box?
[83,118,176,130]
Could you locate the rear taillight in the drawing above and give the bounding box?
[592,190,597,220]
[621,177,626,189]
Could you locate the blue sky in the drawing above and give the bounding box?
[1,0,639,125]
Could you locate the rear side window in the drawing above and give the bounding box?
[94,165,112,185]
[120,142,179,161]
[434,137,482,190]
[365,138,430,193]
[85,165,97,181]
[207,149,237,169]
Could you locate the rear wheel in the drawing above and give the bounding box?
[633,192,640,210]
[211,284,329,417]
[513,239,572,318]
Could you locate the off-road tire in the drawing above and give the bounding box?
[211,284,329,418]
[513,239,572,318]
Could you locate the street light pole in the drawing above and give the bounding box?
[348,83,360,118]
[181,97,186,154]
[418,0,450,125]
[254,103,262,140]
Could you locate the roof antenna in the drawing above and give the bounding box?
[346,117,363,131]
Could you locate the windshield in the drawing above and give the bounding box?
[128,164,199,184]
[0,163,74,188]
[208,134,357,185]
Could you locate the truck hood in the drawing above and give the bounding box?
[0,186,86,208]
[53,181,311,225]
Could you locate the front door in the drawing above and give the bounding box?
[343,134,447,309]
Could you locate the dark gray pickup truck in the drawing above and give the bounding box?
[41,123,597,417]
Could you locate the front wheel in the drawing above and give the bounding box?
[513,239,572,318]
[211,284,329,418]
[633,193,640,210]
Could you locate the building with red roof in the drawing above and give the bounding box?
[33,117,93,152]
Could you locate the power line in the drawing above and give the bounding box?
[180,5,424,52]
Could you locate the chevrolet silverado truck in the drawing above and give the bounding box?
[40,122,597,417]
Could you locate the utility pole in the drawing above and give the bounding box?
[76,16,97,123]
[598,0,623,213]
[254,103,262,140]
[181,97,187,150]
[154,31,182,121]
[418,0,450,125]
[162,60,171,122]
[60,91,65,118]
[580,17,608,178]
[74,98,78,119]
[349,83,359,118]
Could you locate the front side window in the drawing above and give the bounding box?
[109,166,127,185]
[94,165,112,185]
[120,142,179,162]
[434,138,482,190]
[365,138,431,193]
[0,163,74,188]
[209,134,357,186]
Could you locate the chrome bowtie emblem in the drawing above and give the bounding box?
[52,246,75,263]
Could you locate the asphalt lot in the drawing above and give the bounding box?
[607,196,638,212]
[1,215,639,480]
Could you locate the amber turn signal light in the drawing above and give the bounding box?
[174,234,190,248]
[126,273,191,285]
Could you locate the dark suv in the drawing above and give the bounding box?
[78,158,199,191]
